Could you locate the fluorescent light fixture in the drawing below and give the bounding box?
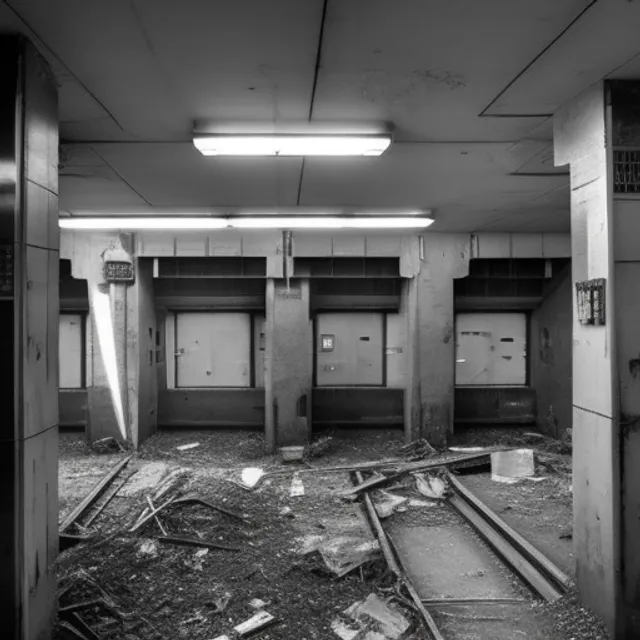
[60,216,433,231]
[230,217,432,229]
[59,217,229,230]
[193,134,392,157]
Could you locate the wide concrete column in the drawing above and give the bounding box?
[0,37,59,638]
[264,278,312,451]
[404,235,470,446]
[554,81,630,636]
[60,231,157,448]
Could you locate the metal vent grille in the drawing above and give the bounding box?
[614,149,640,193]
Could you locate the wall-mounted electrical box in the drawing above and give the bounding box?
[576,278,606,326]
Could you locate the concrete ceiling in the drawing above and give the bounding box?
[2,0,640,231]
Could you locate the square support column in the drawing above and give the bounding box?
[0,37,59,639]
[555,81,622,635]
[264,278,312,451]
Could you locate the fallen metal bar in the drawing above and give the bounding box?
[129,495,176,533]
[83,470,137,528]
[59,533,94,552]
[446,471,571,593]
[59,455,133,533]
[354,471,444,640]
[449,492,562,602]
[57,620,90,640]
[421,597,528,606]
[156,535,240,551]
[236,449,509,491]
[173,496,247,521]
[146,496,168,536]
[64,613,100,640]
[59,599,106,614]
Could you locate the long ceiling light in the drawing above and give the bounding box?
[193,134,392,157]
[59,216,433,230]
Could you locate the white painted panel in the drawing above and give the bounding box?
[138,233,175,256]
[85,313,93,386]
[293,233,333,256]
[366,236,403,256]
[316,313,383,386]
[176,312,251,388]
[59,314,83,388]
[176,235,207,256]
[455,313,527,386]
[385,313,406,388]
[254,315,266,388]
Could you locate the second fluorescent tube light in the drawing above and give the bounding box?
[59,216,433,230]
[193,134,392,157]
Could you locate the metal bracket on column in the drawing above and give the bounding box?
[282,229,294,288]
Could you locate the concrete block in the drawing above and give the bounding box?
[242,230,280,256]
[208,232,242,256]
[137,233,175,256]
[475,234,511,258]
[23,246,57,438]
[24,181,59,250]
[175,235,207,256]
[293,233,332,256]
[366,236,402,256]
[542,233,571,258]
[511,234,543,258]
[333,235,366,256]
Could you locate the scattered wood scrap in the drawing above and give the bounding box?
[157,535,241,551]
[234,610,277,636]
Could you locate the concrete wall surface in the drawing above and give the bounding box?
[530,269,573,438]
[555,81,620,633]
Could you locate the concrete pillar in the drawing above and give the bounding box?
[554,81,627,635]
[60,231,157,448]
[405,234,470,445]
[265,278,312,451]
[0,37,59,638]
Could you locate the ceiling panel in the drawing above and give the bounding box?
[8,0,322,139]
[488,1,640,115]
[82,143,303,208]
[313,0,589,140]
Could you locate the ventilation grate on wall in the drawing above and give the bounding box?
[614,149,640,193]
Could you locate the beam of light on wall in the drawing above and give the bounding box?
[193,134,392,156]
[60,216,433,230]
[90,285,127,440]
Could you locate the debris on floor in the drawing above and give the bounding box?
[414,473,448,500]
[290,472,305,496]
[119,462,170,496]
[240,467,265,488]
[176,442,200,451]
[397,438,437,461]
[371,490,408,519]
[234,610,277,636]
[333,593,411,640]
[491,448,535,483]
[304,434,334,460]
[298,534,381,578]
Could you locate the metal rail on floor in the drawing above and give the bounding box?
[446,471,570,603]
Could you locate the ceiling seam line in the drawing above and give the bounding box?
[478,0,600,117]
[3,0,128,134]
[89,146,153,206]
[297,0,329,206]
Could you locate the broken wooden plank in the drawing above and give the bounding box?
[60,455,133,533]
[156,535,240,551]
[129,495,176,533]
[58,599,106,614]
[234,610,276,636]
[173,496,247,522]
[146,495,168,536]
[83,470,138,528]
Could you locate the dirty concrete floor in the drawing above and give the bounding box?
[57,427,607,640]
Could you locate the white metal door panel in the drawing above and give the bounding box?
[316,313,383,386]
[176,313,251,388]
[59,314,83,388]
[455,313,527,386]
[385,313,406,388]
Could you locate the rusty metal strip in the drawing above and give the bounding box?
[447,471,571,593]
[59,455,133,533]
[448,491,563,603]
[354,471,445,640]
